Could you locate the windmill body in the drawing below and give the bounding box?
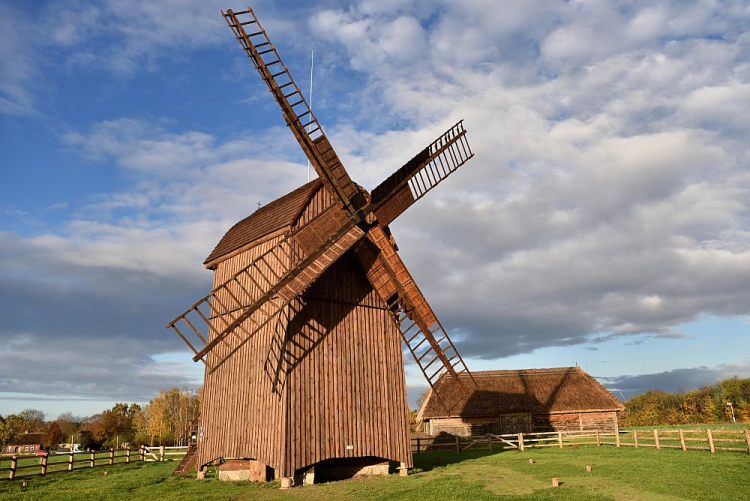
[167,7,478,483]
[198,180,411,477]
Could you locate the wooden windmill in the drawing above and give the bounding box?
[167,7,478,484]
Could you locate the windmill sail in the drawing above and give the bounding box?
[370,121,473,226]
[223,8,362,214]
[168,205,365,373]
[355,226,475,413]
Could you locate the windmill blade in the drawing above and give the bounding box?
[353,225,476,414]
[167,204,365,373]
[222,8,362,214]
[370,121,473,226]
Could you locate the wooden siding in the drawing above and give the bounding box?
[428,410,619,437]
[197,234,290,469]
[197,184,413,475]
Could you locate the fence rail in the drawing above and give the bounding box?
[0,444,189,480]
[412,428,750,455]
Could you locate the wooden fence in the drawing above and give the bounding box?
[412,428,750,455]
[0,445,189,480]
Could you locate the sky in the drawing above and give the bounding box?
[1,0,749,419]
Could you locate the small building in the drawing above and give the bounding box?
[418,367,623,436]
[4,432,44,455]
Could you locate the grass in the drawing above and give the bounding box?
[0,445,748,500]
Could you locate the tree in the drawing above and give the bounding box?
[41,421,64,448]
[19,409,45,432]
[0,414,24,453]
[56,412,80,442]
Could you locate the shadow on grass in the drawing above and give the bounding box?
[412,448,513,473]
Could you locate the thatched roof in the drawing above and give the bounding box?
[204,179,322,266]
[419,367,623,419]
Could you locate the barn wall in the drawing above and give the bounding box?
[533,411,618,432]
[428,411,619,436]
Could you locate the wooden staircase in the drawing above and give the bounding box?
[172,444,198,476]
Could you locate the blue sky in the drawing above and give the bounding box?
[1,0,749,419]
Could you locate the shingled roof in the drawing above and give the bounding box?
[420,367,623,419]
[204,179,323,266]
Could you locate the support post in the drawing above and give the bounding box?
[634,430,638,448]
[416,437,421,454]
[679,429,686,451]
[707,429,715,453]
[518,433,525,452]
[109,448,114,466]
[455,434,461,454]
[596,429,601,447]
[68,452,74,471]
[558,431,563,448]
[616,427,621,448]
[41,454,47,475]
[9,457,16,480]
[654,429,660,450]
[90,451,95,468]
[745,429,750,454]
[159,445,165,462]
[488,433,493,451]
[126,448,131,463]
[139,445,145,462]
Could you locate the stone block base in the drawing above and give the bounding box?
[218,459,270,482]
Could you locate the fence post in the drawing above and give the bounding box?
[109,448,114,466]
[679,429,686,451]
[68,452,74,471]
[634,430,639,448]
[455,435,461,454]
[41,454,47,475]
[596,429,601,447]
[615,428,621,447]
[139,445,144,462]
[654,429,660,450]
[90,451,95,468]
[159,445,165,462]
[9,457,16,480]
[126,448,131,463]
[707,429,715,453]
[745,429,750,454]
[558,431,563,448]
[518,433,525,452]
[416,437,421,454]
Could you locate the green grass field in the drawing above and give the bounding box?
[1,445,748,500]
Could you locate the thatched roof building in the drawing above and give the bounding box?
[418,367,623,436]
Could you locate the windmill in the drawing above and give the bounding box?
[167,7,478,484]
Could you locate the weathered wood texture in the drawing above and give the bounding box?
[197,184,412,475]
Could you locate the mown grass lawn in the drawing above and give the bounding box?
[1,445,748,500]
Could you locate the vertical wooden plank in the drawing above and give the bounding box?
[707,429,715,453]
[653,429,660,450]
[744,429,750,454]
[634,430,638,448]
[596,429,601,447]
[679,429,686,451]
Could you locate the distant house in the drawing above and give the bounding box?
[4,432,44,455]
[418,367,624,436]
